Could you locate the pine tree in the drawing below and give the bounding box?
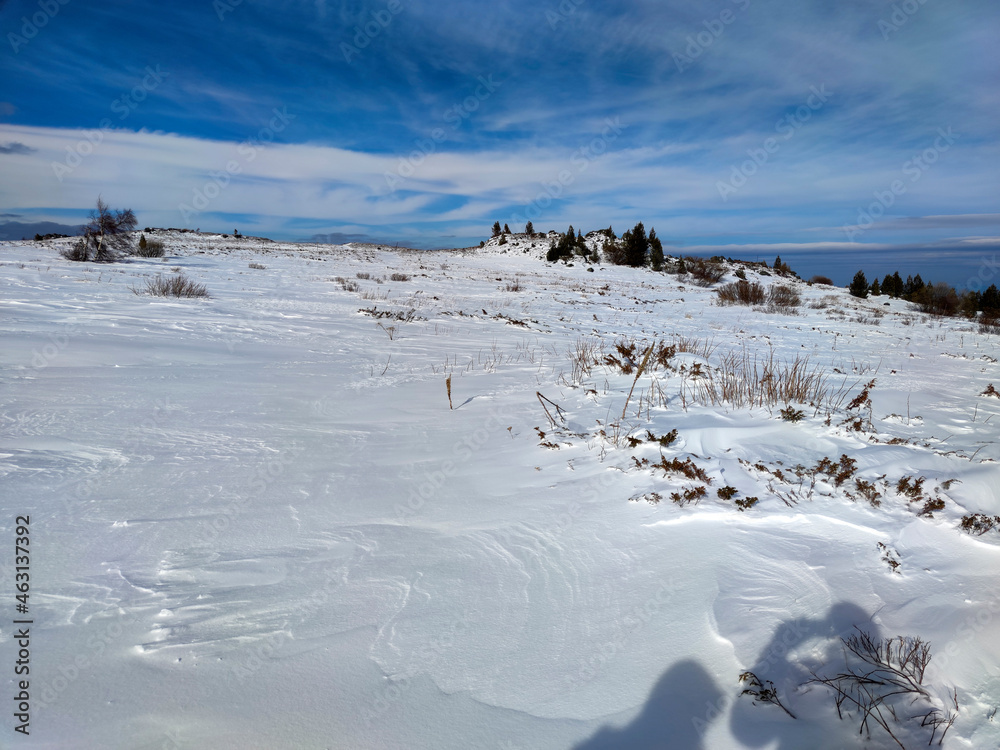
[621,222,648,267]
[503,223,510,234]
[649,228,664,271]
[139,234,148,252]
[849,270,869,298]
[881,274,893,297]
[525,221,534,235]
[492,221,501,237]
[869,277,881,296]
[981,284,1000,313]
[891,272,903,298]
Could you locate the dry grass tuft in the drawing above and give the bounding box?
[133,273,209,298]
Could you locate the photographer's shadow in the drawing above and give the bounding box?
[572,659,722,750]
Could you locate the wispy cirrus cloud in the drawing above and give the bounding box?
[0,0,996,284]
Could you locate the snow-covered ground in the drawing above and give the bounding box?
[2,231,998,749]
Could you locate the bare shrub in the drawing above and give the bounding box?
[60,239,90,262]
[248,262,266,270]
[767,284,801,308]
[356,272,372,279]
[134,274,209,298]
[810,629,956,749]
[334,277,360,292]
[739,671,796,719]
[687,258,725,286]
[504,279,522,292]
[389,272,410,281]
[717,280,766,306]
[809,275,834,285]
[133,235,165,258]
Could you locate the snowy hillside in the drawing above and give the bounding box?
[2,233,999,749]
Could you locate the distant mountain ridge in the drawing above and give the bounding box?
[0,221,83,241]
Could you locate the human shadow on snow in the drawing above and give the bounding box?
[571,602,877,750]
[571,659,722,750]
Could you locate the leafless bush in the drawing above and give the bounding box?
[767,284,801,308]
[248,262,266,270]
[356,272,372,279]
[390,272,411,282]
[980,313,1000,335]
[334,277,360,292]
[504,278,522,292]
[60,239,90,262]
[717,280,766,305]
[133,273,209,298]
[810,629,956,749]
[359,306,421,322]
[739,671,796,719]
[61,197,137,261]
[687,258,725,286]
[133,234,165,258]
[810,275,834,285]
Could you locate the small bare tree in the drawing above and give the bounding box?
[62,197,137,262]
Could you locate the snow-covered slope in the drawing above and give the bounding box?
[1,234,998,749]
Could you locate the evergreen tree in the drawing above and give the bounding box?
[492,221,501,237]
[881,274,893,297]
[139,234,148,252]
[525,221,534,235]
[649,228,664,271]
[891,271,903,298]
[621,221,649,267]
[869,277,881,296]
[981,284,1000,313]
[849,270,869,298]
[503,223,511,234]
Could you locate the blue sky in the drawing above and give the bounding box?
[0,0,998,285]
